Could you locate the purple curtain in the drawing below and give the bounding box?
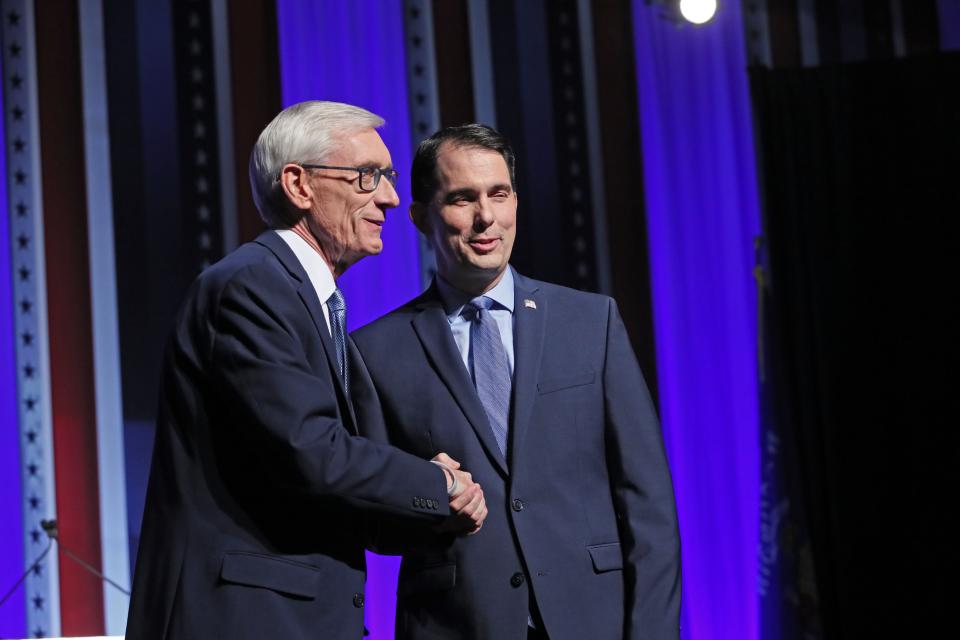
[276,2,417,637]
[277,0,421,332]
[632,3,761,638]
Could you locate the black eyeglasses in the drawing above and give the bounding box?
[300,164,399,192]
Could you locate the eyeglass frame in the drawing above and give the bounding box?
[296,164,399,193]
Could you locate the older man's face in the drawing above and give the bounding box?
[420,143,517,293]
[305,128,399,271]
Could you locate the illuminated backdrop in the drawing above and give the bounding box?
[632,1,761,638]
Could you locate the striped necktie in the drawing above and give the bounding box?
[465,296,511,457]
[326,288,349,394]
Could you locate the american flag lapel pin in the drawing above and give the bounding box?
[524,299,537,310]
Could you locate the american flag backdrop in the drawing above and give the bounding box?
[1,0,129,636]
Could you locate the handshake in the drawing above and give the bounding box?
[431,452,488,536]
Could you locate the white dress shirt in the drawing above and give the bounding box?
[437,267,516,378]
[275,229,335,335]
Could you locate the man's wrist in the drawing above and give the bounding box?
[430,460,459,496]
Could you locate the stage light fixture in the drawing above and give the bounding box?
[679,0,718,24]
[645,0,719,26]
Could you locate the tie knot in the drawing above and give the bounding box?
[469,296,495,311]
[464,296,494,320]
[327,288,346,313]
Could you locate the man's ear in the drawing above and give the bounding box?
[278,164,314,212]
[409,201,430,234]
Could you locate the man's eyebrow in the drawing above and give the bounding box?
[488,182,513,193]
[444,187,478,201]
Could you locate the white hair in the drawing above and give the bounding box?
[249,100,385,228]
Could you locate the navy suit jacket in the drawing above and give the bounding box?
[126,232,450,640]
[352,270,681,640]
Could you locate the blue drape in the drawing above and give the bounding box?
[632,3,761,638]
[277,0,421,332]
[276,2,417,637]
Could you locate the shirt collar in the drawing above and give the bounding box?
[437,266,515,319]
[274,229,336,304]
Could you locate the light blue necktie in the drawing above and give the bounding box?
[327,288,349,394]
[465,296,511,457]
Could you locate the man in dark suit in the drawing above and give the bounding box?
[352,124,681,639]
[126,102,487,640]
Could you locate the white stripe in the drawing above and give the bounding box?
[17,0,61,633]
[77,0,132,634]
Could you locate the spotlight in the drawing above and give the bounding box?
[645,0,719,26]
[679,0,717,25]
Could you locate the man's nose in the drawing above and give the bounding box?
[375,176,401,208]
[474,198,495,228]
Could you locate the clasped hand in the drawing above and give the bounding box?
[432,452,487,535]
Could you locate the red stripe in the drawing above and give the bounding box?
[36,1,105,634]
[228,0,282,242]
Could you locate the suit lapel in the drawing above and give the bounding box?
[412,292,509,477]
[256,232,357,434]
[509,274,546,468]
[341,339,361,433]
[298,282,358,434]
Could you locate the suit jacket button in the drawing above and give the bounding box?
[511,498,524,512]
[353,592,365,608]
[510,572,525,587]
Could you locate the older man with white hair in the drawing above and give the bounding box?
[127,101,486,640]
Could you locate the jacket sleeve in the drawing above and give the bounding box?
[602,299,682,639]
[207,266,450,519]
[349,336,453,553]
